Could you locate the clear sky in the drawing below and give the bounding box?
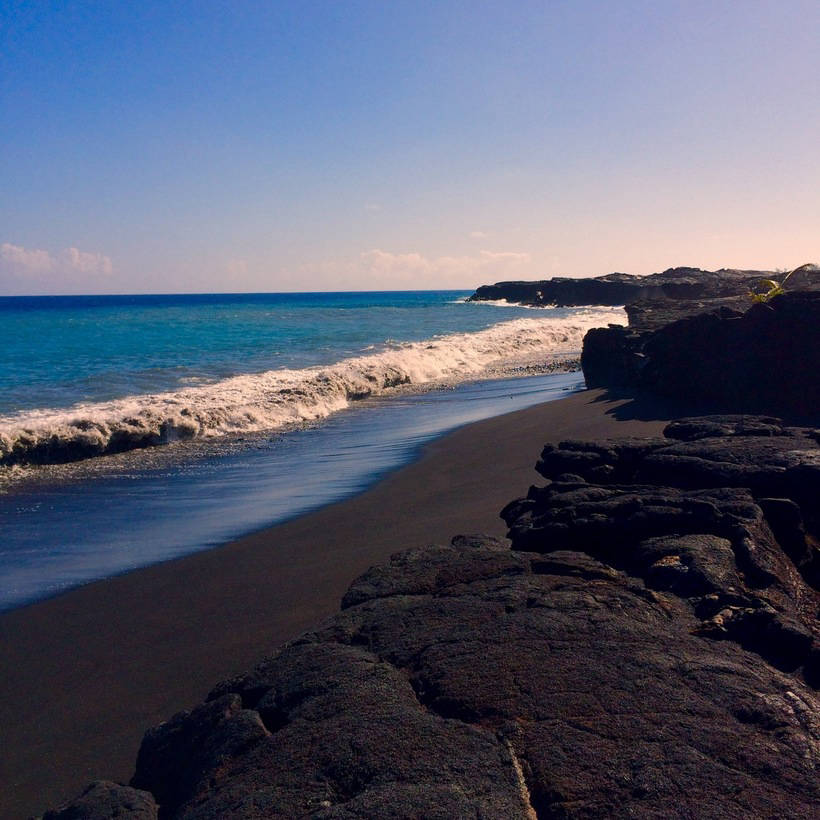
[1,0,818,294]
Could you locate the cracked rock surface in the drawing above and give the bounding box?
[43,417,820,819]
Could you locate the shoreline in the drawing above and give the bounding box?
[0,387,688,819]
[1,300,624,471]
[0,356,582,497]
[1,368,584,613]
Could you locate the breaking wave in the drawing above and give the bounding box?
[0,309,624,466]
[469,298,560,309]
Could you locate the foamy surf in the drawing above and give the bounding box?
[469,298,586,310]
[0,308,624,466]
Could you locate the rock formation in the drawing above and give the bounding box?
[582,290,820,419]
[468,266,778,309]
[470,264,820,419]
[44,417,820,819]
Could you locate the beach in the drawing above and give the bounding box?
[6,4,818,815]
[0,387,683,819]
[0,293,625,611]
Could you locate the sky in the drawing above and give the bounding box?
[1,0,818,295]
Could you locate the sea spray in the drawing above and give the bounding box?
[0,308,625,466]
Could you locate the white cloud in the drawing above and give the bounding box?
[358,248,531,287]
[63,246,113,275]
[362,250,433,274]
[1,242,55,272]
[469,230,488,239]
[253,247,535,292]
[478,250,531,264]
[1,242,113,290]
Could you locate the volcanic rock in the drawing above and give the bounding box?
[43,417,820,819]
[470,264,820,418]
[468,266,776,309]
[69,531,817,819]
[108,531,820,818]
[581,282,820,420]
[636,291,820,417]
[40,780,158,819]
[508,415,820,676]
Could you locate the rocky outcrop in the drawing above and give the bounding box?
[469,271,650,306]
[468,266,776,309]
[45,416,820,819]
[639,291,820,417]
[470,263,820,419]
[41,781,158,819]
[505,415,820,678]
[579,321,648,388]
[582,290,820,419]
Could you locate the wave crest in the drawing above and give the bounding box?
[0,309,624,465]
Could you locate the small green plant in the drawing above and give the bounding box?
[750,278,786,303]
[749,263,811,303]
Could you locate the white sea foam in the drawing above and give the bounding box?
[470,298,625,310]
[0,308,625,465]
[469,298,540,308]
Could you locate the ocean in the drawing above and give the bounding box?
[0,291,626,610]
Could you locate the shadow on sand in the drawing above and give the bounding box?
[589,388,708,423]
[590,387,818,427]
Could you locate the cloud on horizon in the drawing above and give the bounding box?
[0,242,55,273]
[282,247,533,292]
[1,242,113,290]
[358,248,531,286]
[63,246,113,275]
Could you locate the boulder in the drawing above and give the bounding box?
[115,534,820,818]
[40,781,157,820]
[507,417,820,677]
[136,638,533,819]
[581,287,820,420]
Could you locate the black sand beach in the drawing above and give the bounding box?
[0,387,681,819]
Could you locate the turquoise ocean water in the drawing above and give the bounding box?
[0,291,625,610]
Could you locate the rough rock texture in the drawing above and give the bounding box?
[44,418,820,819]
[580,322,649,388]
[468,266,776,308]
[114,540,820,818]
[40,780,158,819]
[637,291,820,417]
[581,283,820,420]
[132,637,534,819]
[471,264,820,420]
[508,416,820,677]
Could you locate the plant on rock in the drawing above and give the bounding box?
[750,263,816,303]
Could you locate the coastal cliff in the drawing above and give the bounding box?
[44,415,820,818]
[467,266,778,309]
[582,287,820,419]
[472,263,820,418]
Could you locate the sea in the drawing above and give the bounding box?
[0,290,626,611]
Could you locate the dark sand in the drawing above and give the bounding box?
[0,388,683,818]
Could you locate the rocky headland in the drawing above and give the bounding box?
[468,266,780,312]
[473,264,820,419]
[582,289,820,417]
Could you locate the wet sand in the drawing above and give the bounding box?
[0,388,684,818]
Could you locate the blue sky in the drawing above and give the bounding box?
[1,0,818,294]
